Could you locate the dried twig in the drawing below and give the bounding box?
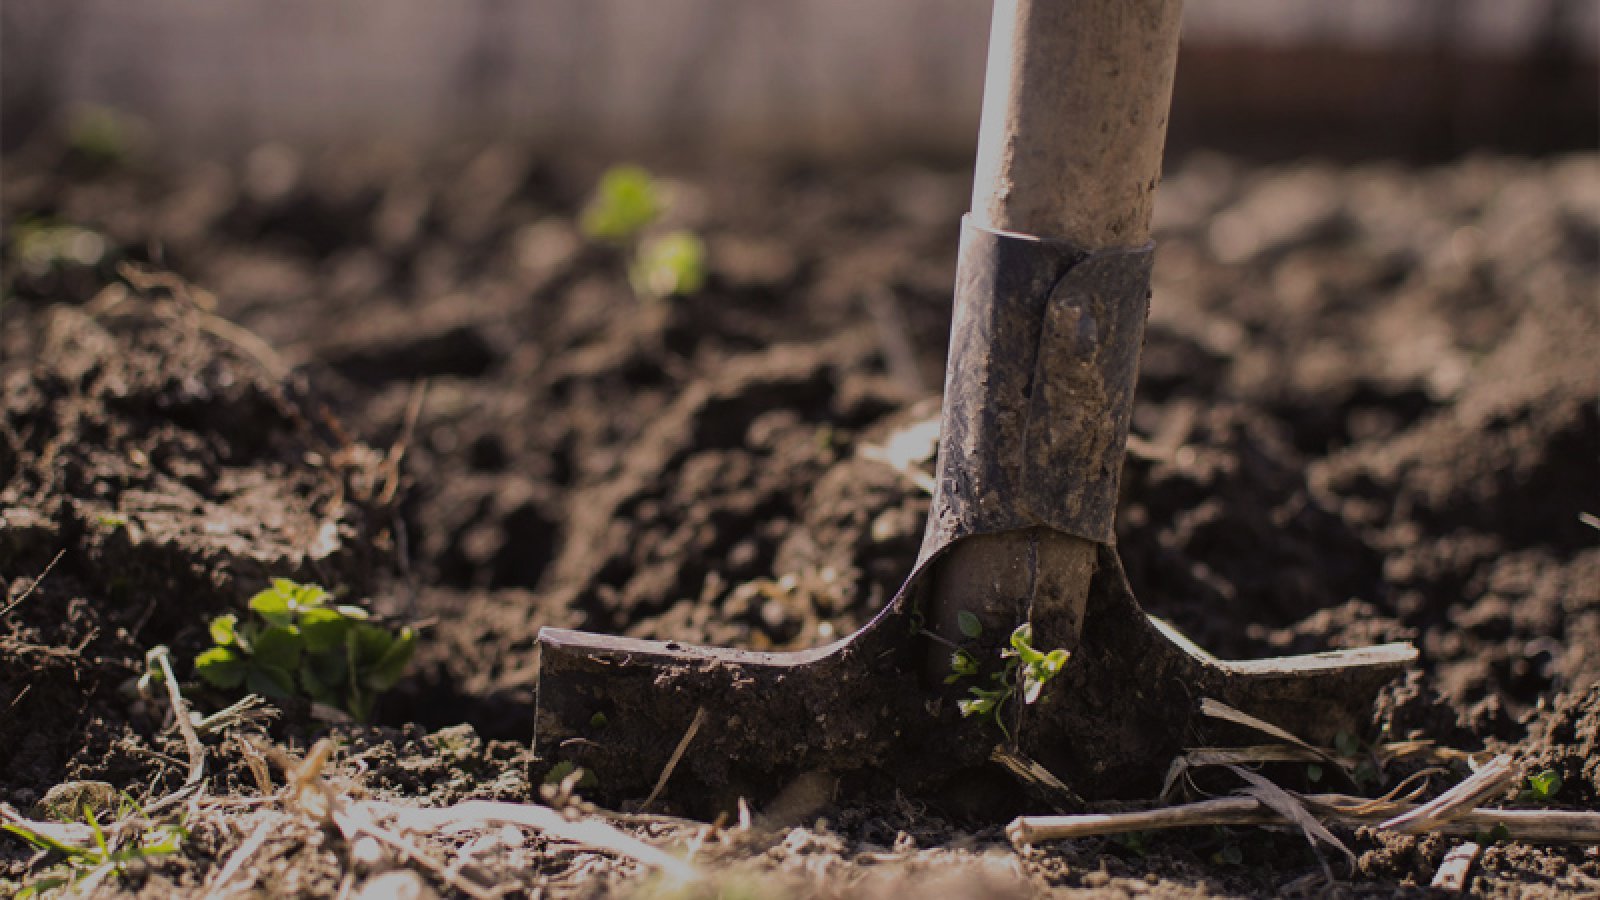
[1199,698,1345,774]
[363,799,700,882]
[1429,841,1482,893]
[143,646,207,816]
[202,814,282,898]
[0,803,95,849]
[642,706,707,813]
[1230,766,1353,878]
[1380,754,1517,834]
[992,745,1084,812]
[1161,745,1328,800]
[1,549,65,618]
[232,734,275,797]
[377,380,428,507]
[1009,792,1600,845]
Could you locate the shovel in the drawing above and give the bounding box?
[535,0,1416,815]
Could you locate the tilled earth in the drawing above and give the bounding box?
[2,139,1598,897]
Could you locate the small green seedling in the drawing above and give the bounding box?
[1112,829,1149,858]
[1211,841,1244,866]
[195,578,415,721]
[947,621,1070,738]
[945,649,980,683]
[1009,623,1070,705]
[66,105,139,169]
[1474,821,1512,845]
[2,803,185,898]
[9,220,108,278]
[629,230,706,299]
[580,165,662,242]
[1523,769,1562,803]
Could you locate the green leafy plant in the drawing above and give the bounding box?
[3,803,185,898]
[946,622,1070,739]
[629,230,706,300]
[195,578,415,721]
[580,165,662,242]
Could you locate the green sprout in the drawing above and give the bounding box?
[945,649,980,683]
[66,105,139,169]
[580,165,662,242]
[3,803,185,898]
[1523,769,1563,803]
[1009,623,1070,705]
[629,230,706,300]
[195,578,415,721]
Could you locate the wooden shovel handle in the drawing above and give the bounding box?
[970,0,1185,248]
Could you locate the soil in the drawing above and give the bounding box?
[2,137,1597,897]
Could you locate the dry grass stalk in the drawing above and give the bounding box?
[0,548,65,617]
[232,734,275,797]
[1009,793,1600,846]
[1429,841,1482,892]
[1198,698,1345,773]
[0,804,95,849]
[1380,754,1517,834]
[1161,745,1327,800]
[364,799,700,882]
[143,646,208,816]
[260,738,700,894]
[991,745,1084,811]
[202,813,283,898]
[642,706,708,812]
[1229,766,1353,877]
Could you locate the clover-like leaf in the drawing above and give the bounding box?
[208,614,238,647]
[251,626,303,672]
[298,606,352,654]
[350,622,395,668]
[363,627,416,692]
[245,664,297,700]
[195,646,246,689]
[248,584,294,628]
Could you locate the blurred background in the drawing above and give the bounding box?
[4,0,1597,162]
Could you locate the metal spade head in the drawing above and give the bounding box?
[536,543,1414,815]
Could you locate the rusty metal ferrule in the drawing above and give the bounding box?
[916,217,1154,566]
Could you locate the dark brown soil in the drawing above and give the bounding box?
[2,139,1597,897]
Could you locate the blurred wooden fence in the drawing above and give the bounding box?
[3,0,1595,158]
